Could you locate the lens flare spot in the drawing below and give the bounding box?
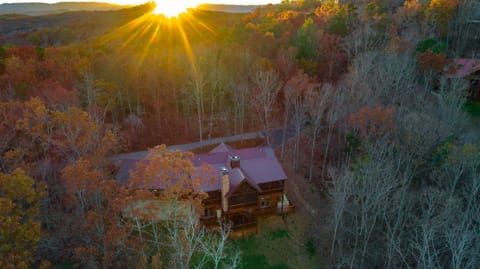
[152,0,195,18]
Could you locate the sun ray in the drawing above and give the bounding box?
[180,10,217,38]
[95,13,152,47]
[116,25,146,51]
[137,21,161,69]
[176,20,199,79]
[93,3,223,75]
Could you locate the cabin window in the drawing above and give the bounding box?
[260,198,271,208]
[204,207,215,218]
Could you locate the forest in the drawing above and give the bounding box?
[0,0,479,268]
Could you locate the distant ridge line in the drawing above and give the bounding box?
[0,2,131,16]
[197,3,260,13]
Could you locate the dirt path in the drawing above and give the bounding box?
[112,130,264,160]
[112,126,302,160]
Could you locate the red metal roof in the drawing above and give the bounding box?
[116,143,287,193]
[209,142,234,153]
[193,144,287,192]
[450,58,480,78]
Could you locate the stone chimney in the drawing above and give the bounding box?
[230,155,240,168]
[220,167,229,212]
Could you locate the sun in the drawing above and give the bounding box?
[152,0,196,18]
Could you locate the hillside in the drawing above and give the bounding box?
[197,3,259,13]
[0,2,262,17]
[0,2,250,46]
[0,2,130,16]
[0,3,154,45]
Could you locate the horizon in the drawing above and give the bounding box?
[0,0,281,5]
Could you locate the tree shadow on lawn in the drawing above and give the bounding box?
[233,215,323,269]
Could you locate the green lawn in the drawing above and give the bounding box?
[464,102,480,117]
[234,233,289,269]
[233,215,323,269]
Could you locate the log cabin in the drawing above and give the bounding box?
[192,143,295,237]
[115,143,294,237]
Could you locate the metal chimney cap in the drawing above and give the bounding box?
[220,167,229,174]
[230,155,240,160]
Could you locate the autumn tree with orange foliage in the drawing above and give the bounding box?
[127,144,213,233]
[417,49,448,74]
[60,159,144,268]
[0,97,121,265]
[0,96,235,267]
[0,98,118,178]
[0,46,83,106]
[425,0,459,35]
[0,169,45,269]
[349,103,395,139]
[126,145,241,269]
[417,49,451,90]
[53,144,220,268]
[129,145,214,203]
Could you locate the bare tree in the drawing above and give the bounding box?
[448,0,480,56]
[167,204,205,269]
[321,88,343,180]
[203,49,232,139]
[232,82,250,136]
[250,68,282,145]
[282,70,309,160]
[329,39,479,269]
[183,53,207,143]
[306,84,332,181]
[330,140,416,268]
[436,77,469,133]
[132,200,241,269]
[167,204,241,269]
[200,223,240,269]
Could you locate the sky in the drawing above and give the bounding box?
[0,0,282,5]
